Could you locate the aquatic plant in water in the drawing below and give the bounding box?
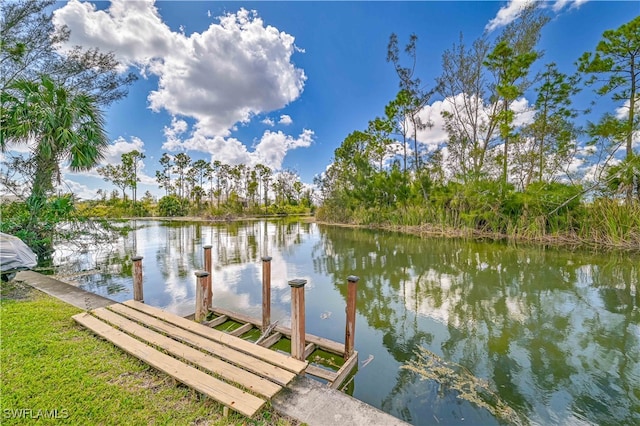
[402,347,526,425]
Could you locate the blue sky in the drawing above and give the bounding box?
[35,1,640,199]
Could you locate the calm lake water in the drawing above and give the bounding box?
[58,219,639,425]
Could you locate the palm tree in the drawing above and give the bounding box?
[1,75,108,207]
[1,75,108,254]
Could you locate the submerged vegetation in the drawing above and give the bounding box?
[403,347,526,425]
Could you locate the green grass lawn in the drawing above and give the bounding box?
[0,281,294,425]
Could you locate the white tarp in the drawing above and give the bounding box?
[0,232,37,272]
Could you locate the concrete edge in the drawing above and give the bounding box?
[13,270,115,310]
[272,375,409,426]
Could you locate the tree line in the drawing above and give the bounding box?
[95,151,313,217]
[316,8,639,248]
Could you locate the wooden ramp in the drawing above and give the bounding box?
[72,300,308,418]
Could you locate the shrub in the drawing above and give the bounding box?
[157,195,187,217]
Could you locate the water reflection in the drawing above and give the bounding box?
[64,220,639,425]
[312,226,640,425]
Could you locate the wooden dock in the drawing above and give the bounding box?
[73,300,307,418]
[73,251,361,419]
[73,298,358,418]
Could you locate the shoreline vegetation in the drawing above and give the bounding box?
[96,208,640,253]
[317,217,640,253]
[97,203,639,253]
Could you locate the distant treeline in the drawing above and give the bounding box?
[91,151,313,218]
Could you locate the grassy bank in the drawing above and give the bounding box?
[316,196,640,252]
[0,281,295,426]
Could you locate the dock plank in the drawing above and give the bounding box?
[212,306,346,355]
[203,315,228,327]
[109,303,296,385]
[72,312,265,418]
[92,308,282,398]
[331,351,359,389]
[305,365,337,381]
[258,332,282,348]
[229,322,254,337]
[124,300,307,374]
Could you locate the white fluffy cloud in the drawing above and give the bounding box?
[486,0,535,32]
[56,179,99,200]
[614,100,640,150]
[279,115,293,125]
[63,136,154,184]
[53,0,307,148]
[412,93,534,149]
[487,0,591,32]
[162,129,314,171]
[510,97,535,127]
[102,136,145,166]
[254,129,313,168]
[412,99,451,148]
[552,0,590,13]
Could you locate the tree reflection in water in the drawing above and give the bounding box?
[312,225,639,425]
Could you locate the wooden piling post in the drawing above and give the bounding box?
[194,270,210,322]
[261,256,272,332]
[132,256,144,303]
[345,275,359,360]
[288,279,307,361]
[203,245,213,309]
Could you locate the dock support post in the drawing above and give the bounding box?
[194,270,210,322]
[345,275,359,360]
[203,245,213,309]
[288,279,307,361]
[261,256,272,332]
[132,256,144,303]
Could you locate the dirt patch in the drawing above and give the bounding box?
[0,279,34,301]
[108,370,171,392]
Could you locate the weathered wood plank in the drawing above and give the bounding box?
[289,279,306,361]
[303,343,316,360]
[203,315,228,327]
[331,351,358,389]
[124,300,307,374]
[229,322,254,337]
[257,332,282,348]
[194,271,209,322]
[209,306,262,327]
[305,365,337,381]
[211,306,346,355]
[92,308,282,398]
[292,332,345,357]
[72,313,265,418]
[110,304,296,385]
